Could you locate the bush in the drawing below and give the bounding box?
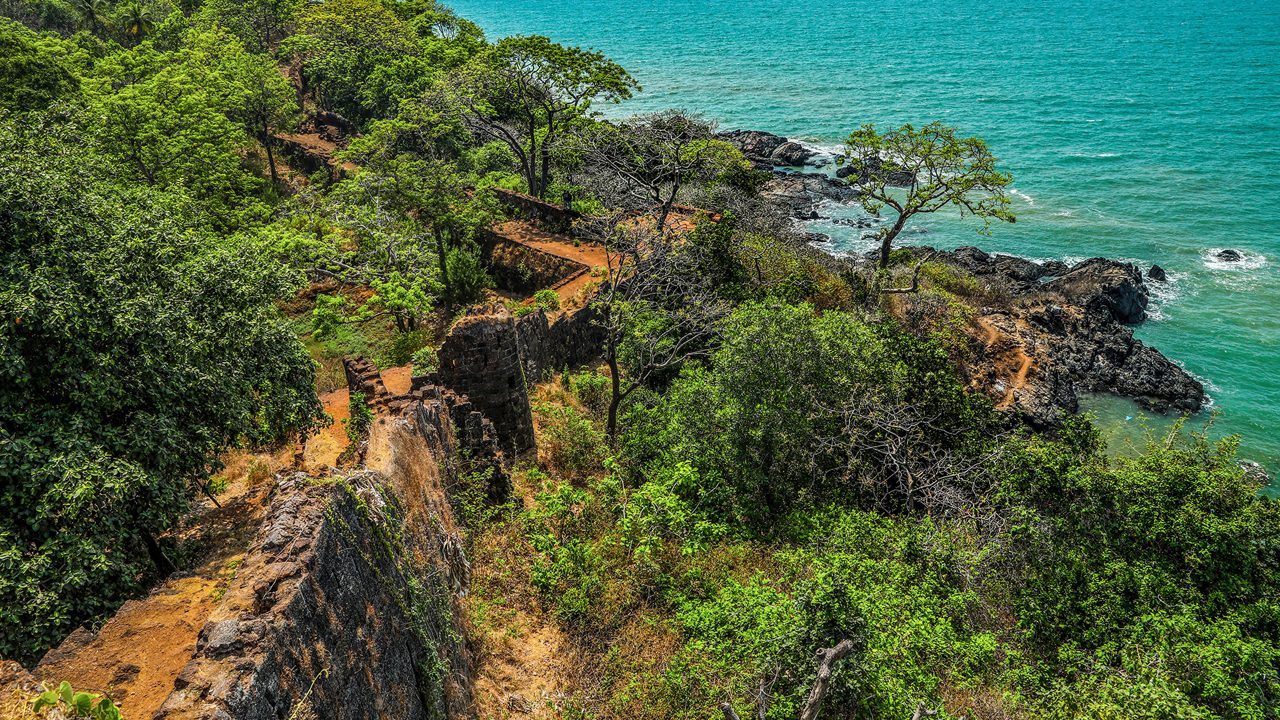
[385,328,433,367]
[535,403,607,480]
[446,242,492,305]
[569,369,611,418]
[345,392,373,445]
[533,288,561,312]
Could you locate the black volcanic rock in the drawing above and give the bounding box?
[717,129,788,164]
[759,172,859,218]
[770,140,817,166]
[1216,249,1243,262]
[1148,264,1168,281]
[919,247,1204,423]
[1044,258,1149,324]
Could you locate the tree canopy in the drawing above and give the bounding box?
[842,121,1015,270]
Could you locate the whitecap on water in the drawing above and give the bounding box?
[1202,248,1269,272]
[1009,188,1036,206]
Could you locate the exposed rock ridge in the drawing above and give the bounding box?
[150,372,507,719]
[923,246,1206,426]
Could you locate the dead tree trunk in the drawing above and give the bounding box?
[798,639,856,720]
[910,701,938,720]
[719,703,742,720]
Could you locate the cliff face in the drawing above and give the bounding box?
[156,469,466,720]
[1,373,508,720]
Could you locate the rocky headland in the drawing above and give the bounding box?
[719,127,1206,429]
[898,247,1205,428]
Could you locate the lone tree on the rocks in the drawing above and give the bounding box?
[841,121,1015,271]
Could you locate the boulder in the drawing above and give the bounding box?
[1148,264,1168,282]
[759,172,859,218]
[769,141,816,166]
[1045,258,1149,324]
[1041,260,1070,277]
[1216,249,1243,262]
[838,155,915,187]
[717,129,788,164]
[993,254,1046,284]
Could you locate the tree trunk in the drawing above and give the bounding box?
[878,214,910,269]
[435,229,451,309]
[798,639,856,720]
[719,703,742,720]
[139,529,176,577]
[606,348,622,442]
[264,134,279,188]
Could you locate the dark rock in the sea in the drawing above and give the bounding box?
[831,216,877,229]
[802,231,831,244]
[759,171,860,218]
[717,129,788,165]
[1044,258,1149,324]
[1040,260,1070,277]
[1148,264,1168,282]
[770,141,816,166]
[1216,249,1243,262]
[839,155,915,187]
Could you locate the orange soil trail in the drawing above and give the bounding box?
[35,478,271,718]
[975,317,1036,409]
[493,221,611,305]
[303,387,350,471]
[381,364,413,395]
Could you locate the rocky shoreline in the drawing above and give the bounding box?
[718,127,1208,428]
[921,247,1206,427]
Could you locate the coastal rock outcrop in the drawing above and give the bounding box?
[759,172,859,218]
[770,140,817,166]
[717,129,788,165]
[915,248,1205,426]
[1043,257,1149,324]
[1216,249,1243,262]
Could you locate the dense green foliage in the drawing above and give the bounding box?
[0,111,322,662]
[3,4,1277,720]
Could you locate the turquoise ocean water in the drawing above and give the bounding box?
[450,0,1280,470]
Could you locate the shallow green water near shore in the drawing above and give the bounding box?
[451,0,1280,471]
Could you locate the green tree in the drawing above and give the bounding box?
[198,0,302,52]
[0,112,322,663]
[842,121,1015,270]
[456,34,637,198]
[282,0,427,125]
[70,0,109,36]
[341,94,499,308]
[114,0,161,46]
[90,40,271,228]
[184,27,301,187]
[0,17,79,111]
[576,109,746,233]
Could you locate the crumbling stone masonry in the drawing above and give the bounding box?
[436,305,535,455]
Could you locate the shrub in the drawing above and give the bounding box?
[535,403,607,480]
[446,242,492,305]
[411,344,439,376]
[533,288,561,312]
[32,682,120,720]
[569,369,611,418]
[385,328,433,367]
[345,392,373,445]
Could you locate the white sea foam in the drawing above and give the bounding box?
[1143,268,1187,322]
[1009,188,1036,206]
[1202,248,1269,272]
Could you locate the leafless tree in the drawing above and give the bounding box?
[577,212,731,440]
[574,110,742,234]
